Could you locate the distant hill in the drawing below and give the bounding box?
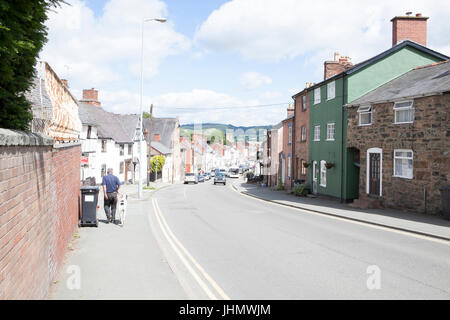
[180,123,271,143]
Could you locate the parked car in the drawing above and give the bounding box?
[184,173,198,184]
[214,173,226,185]
[228,167,239,178]
[198,174,205,183]
[210,170,216,177]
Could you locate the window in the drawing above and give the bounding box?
[358,105,372,126]
[394,101,414,124]
[302,95,307,111]
[287,155,291,178]
[87,126,92,139]
[120,162,124,174]
[327,81,335,100]
[314,88,321,105]
[326,123,335,141]
[101,140,107,153]
[101,164,106,177]
[120,144,124,156]
[394,149,413,179]
[314,125,321,141]
[128,144,132,155]
[301,126,307,141]
[301,159,307,175]
[320,160,327,187]
[288,125,292,145]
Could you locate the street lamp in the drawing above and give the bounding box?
[138,17,166,199]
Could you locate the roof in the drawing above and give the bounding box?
[347,60,450,107]
[151,141,172,154]
[293,40,449,95]
[78,103,138,143]
[143,117,178,151]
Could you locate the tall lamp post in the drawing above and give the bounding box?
[138,17,166,199]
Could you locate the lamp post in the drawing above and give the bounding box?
[138,18,166,199]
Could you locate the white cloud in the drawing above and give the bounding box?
[240,72,272,89]
[41,0,190,87]
[195,0,450,62]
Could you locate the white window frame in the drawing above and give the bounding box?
[313,125,320,141]
[394,100,414,124]
[301,126,306,141]
[287,155,291,179]
[314,88,321,105]
[302,95,307,110]
[358,105,372,126]
[326,123,335,141]
[327,81,335,100]
[393,149,413,179]
[301,159,307,175]
[320,160,327,187]
[288,125,292,144]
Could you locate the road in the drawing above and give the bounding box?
[148,179,450,300]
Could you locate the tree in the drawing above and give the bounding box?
[150,155,165,173]
[0,0,64,130]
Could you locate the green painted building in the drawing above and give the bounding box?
[307,41,448,201]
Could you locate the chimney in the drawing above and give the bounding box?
[61,79,69,88]
[391,13,428,47]
[324,52,353,80]
[154,134,160,142]
[81,88,101,106]
[287,104,294,117]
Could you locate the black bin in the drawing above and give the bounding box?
[440,186,450,220]
[80,186,100,227]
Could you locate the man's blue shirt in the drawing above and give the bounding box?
[102,174,120,193]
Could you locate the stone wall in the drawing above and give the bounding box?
[347,93,450,214]
[0,129,81,299]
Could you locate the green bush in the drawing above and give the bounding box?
[278,176,284,190]
[294,184,310,196]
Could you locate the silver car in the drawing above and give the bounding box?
[184,173,198,184]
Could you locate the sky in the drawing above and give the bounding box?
[41,0,450,126]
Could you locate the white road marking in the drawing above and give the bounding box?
[151,198,230,300]
[230,183,450,246]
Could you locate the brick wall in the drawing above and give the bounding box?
[347,94,449,214]
[392,16,428,47]
[294,91,309,183]
[0,132,80,299]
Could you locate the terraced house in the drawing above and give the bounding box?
[305,14,448,202]
[346,60,450,214]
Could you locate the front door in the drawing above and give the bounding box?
[281,155,286,185]
[312,160,318,194]
[369,153,381,196]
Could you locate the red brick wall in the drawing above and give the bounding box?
[392,17,427,47]
[0,144,80,299]
[294,91,309,183]
[282,118,293,190]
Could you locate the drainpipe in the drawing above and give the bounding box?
[291,103,297,189]
[340,76,345,203]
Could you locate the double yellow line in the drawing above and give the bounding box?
[151,197,230,300]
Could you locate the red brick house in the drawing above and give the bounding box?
[292,83,313,184]
[346,60,450,215]
[281,106,294,190]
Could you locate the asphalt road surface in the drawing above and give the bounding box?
[148,179,450,300]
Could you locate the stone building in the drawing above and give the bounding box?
[346,60,450,214]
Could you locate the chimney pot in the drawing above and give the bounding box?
[416,13,422,17]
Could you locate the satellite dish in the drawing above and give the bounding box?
[406,11,412,16]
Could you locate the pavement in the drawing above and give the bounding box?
[48,181,187,300]
[231,179,450,241]
[48,178,450,300]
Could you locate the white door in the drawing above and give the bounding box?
[312,161,318,194]
[281,155,286,185]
